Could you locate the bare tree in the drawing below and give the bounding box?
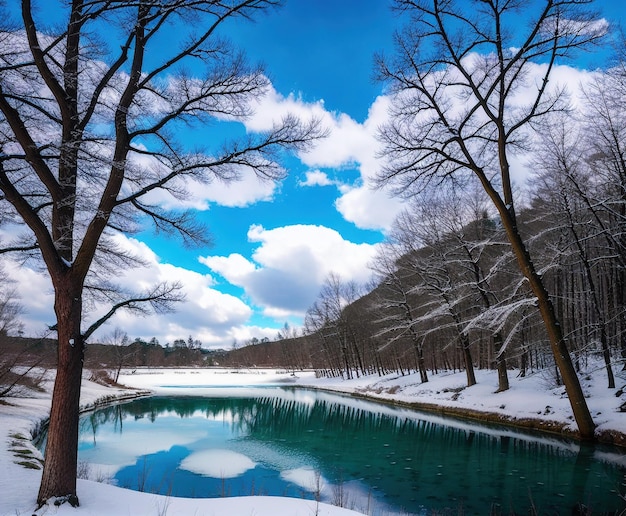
[383,188,517,390]
[375,0,607,439]
[104,327,133,383]
[0,266,24,338]
[369,243,431,383]
[0,266,43,399]
[402,213,481,387]
[305,273,365,379]
[581,63,626,370]
[530,115,618,388]
[0,0,321,505]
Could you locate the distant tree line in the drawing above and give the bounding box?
[228,141,626,388]
[0,329,226,394]
[86,331,225,372]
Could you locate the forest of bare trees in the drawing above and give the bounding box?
[297,153,626,387]
[226,0,626,443]
[227,57,626,416]
[240,123,626,412]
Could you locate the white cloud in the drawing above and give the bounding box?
[245,86,329,133]
[295,94,405,231]
[141,171,279,211]
[201,224,380,318]
[91,234,255,347]
[298,62,602,231]
[243,85,407,233]
[192,174,278,208]
[228,324,284,345]
[199,253,257,283]
[127,80,405,233]
[1,260,55,336]
[299,170,334,187]
[0,231,259,348]
[539,16,609,39]
[335,187,402,232]
[247,224,377,285]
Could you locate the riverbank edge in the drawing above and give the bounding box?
[28,387,153,450]
[334,388,626,448]
[24,373,626,464]
[85,386,626,449]
[82,380,626,449]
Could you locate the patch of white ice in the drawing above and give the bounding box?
[280,467,325,492]
[179,449,257,478]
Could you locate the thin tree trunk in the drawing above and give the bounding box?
[493,332,509,392]
[417,347,428,383]
[618,271,626,371]
[460,334,476,387]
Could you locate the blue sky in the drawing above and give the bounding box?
[4,0,625,348]
[133,0,403,342]
[229,0,398,121]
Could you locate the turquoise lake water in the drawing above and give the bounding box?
[74,387,626,515]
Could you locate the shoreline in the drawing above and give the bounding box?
[347,390,626,447]
[47,380,626,448]
[3,366,625,515]
[116,366,626,447]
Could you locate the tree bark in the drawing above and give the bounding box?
[494,203,596,440]
[460,334,476,387]
[493,333,509,393]
[416,343,428,383]
[37,279,84,506]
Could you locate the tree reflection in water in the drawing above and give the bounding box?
[75,388,626,514]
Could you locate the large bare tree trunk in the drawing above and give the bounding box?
[496,206,596,440]
[2,0,320,508]
[375,0,603,442]
[37,281,84,506]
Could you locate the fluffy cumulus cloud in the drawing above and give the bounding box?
[299,170,334,187]
[200,224,380,318]
[244,85,406,232]
[0,232,260,348]
[128,82,406,233]
[90,234,258,347]
[141,170,279,211]
[296,94,405,232]
[245,86,329,134]
[288,62,603,231]
[332,98,405,231]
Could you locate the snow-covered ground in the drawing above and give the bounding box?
[1,363,625,515]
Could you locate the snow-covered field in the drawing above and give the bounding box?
[1,363,625,515]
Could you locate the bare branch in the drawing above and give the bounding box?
[83,281,184,341]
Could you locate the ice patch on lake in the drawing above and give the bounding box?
[179,449,256,478]
[281,467,325,492]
